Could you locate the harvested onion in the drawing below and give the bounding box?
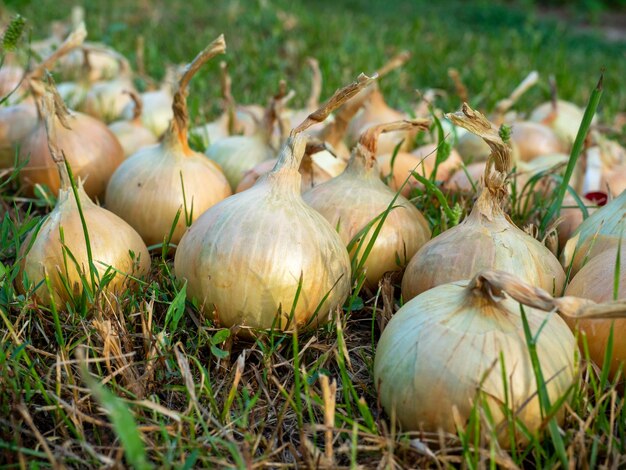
[376,270,584,446]
[510,121,565,162]
[562,189,626,276]
[402,104,565,300]
[19,80,123,199]
[529,99,589,146]
[18,94,150,307]
[174,75,373,334]
[565,247,626,377]
[108,91,158,158]
[105,35,231,247]
[303,120,431,287]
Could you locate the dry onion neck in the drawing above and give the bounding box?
[167,34,226,152]
[125,89,143,122]
[28,23,87,82]
[350,119,430,174]
[468,270,626,320]
[219,61,238,135]
[305,57,322,111]
[269,73,375,178]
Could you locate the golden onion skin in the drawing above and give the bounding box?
[562,190,626,275]
[401,198,566,300]
[304,120,431,287]
[564,248,626,377]
[106,35,232,246]
[375,277,577,447]
[19,183,150,307]
[175,134,351,333]
[529,100,590,146]
[510,121,565,162]
[0,104,39,168]
[108,119,158,158]
[105,135,231,246]
[19,111,124,199]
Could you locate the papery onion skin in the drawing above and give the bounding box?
[564,248,626,377]
[121,89,174,138]
[529,100,590,146]
[375,278,576,446]
[83,78,135,123]
[205,134,274,190]
[105,135,231,246]
[175,135,351,333]
[510,121,565,162]
[0,104,39,168]
[108,120,158,158]
[562,190,626,275]
[556,194,595,249]
[19,111,124,199]
[401,201,566,300]
[18,183,150,307]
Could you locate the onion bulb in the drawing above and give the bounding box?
[18,96,150,307]
[108,91,158,158]
[83,51,135,122]
[121,75,175,138]
[510,121,565,162]
[174,74,373,334]
[346,52,411,155]
[376,270,584,446]
[561,189,626,276]
[402,104,565,301]
[19,80,124,199]
[205,83,289,189]
[564,247,626,377]
[105,36,231,247]
[529,99,590,146]
[556,194,595,249]
[303,120,431,287]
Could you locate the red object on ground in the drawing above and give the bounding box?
[584,191,608,206]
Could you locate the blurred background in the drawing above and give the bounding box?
[3,0,625,127]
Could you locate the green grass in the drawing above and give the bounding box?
[1,0,626,468]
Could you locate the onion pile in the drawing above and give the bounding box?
[402,104,565,300]
[561,189,626,276]
[529,99,589,146]
[105,35,231,247]
[376,270,580,446]
[19,79,124,199]
[174,75,373,334]
[303,120,431,287]
[18,92,150,307]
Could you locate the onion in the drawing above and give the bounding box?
[121,81,174,138]
[283,57,323,130]
[82,51,135,123]
[444,161,486,193]
[510,121,565,162]
[402,104,565,301]
[346,52,411,155]
[0,25,87,169]
[556,194,596,249]
[0,64,27,103]
[174,74,373,334]
[564,247,626,377]
[585,134,626,196]
[204,83,291,189]
[18,95,150,307]
[19,80,124,199]
[108,91,158,158]
[529,99,590,146]
[376,270,585,446]
[303,120,431,287]
[105,36,231,247]
[562,189,626,276]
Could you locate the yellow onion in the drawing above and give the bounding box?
[19,80,123,199]
[0,26,87,169]
[377,144,463,197]
[510,121,565,162]
[204,83,289,189]
[303,120,431,287]
[376,270,581,446]
[564,247,626,377]
[529,99,590,146]
[82,53,135,123]
[346,52,411,155]
[18,96,150,307]
[444,161,486,192]
[174,75,373,334]
[402,104,565,301]
[59,44,124,82]
[562,189,626,276]
[284,57,323,130]
[121,82,174,138]
[105,36,231,247]
[556,194,596,249]
[585,134,626,196]
[108,91,158,158]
